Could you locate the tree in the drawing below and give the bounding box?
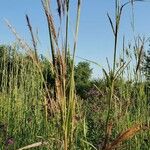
[74,61,93,98]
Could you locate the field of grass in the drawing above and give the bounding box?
[0,0,150,149]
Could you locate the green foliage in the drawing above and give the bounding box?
[142,50,150,105]
[143,50,150,81]
[40,55,55,87]
[75,61,92,98]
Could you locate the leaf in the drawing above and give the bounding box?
[107,13,115,36]
[81,139,97,150]
[17,141,48,150]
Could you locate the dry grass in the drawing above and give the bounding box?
[104,124,148,150]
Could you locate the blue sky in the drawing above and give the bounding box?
[0,0,150,78]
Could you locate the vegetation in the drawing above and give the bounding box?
[0,0,150,150]
[75,61,92,99]
[143,50,150,81]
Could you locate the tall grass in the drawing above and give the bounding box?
[0,0,150,150]
[4,0,83,149]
